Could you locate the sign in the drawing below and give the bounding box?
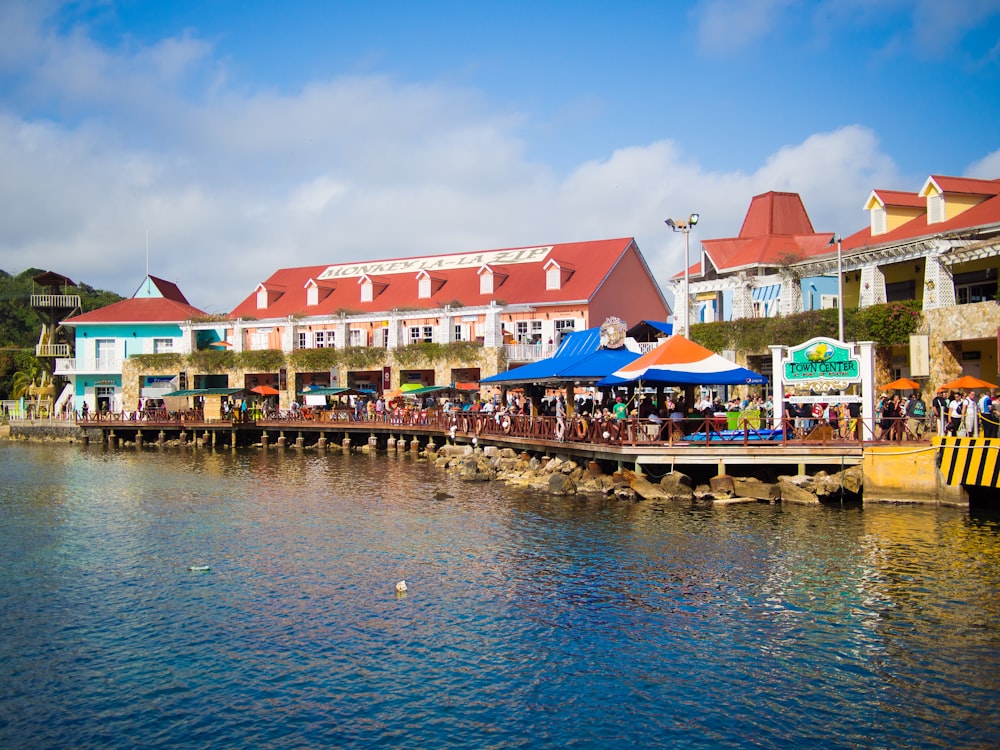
[382,367,391,390]
[783,337,860,383]
[910,334,930,378]
[789,395,862,404]
[317,245,553,281]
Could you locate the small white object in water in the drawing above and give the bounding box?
[395,580,408,593]
[188,565,211,572]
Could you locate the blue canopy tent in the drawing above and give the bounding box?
[480,328,642,386]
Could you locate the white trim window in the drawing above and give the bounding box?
[871,205,887,235]
[554,319,575,342]
[298,331,310,349]
[152,338,173,354]
[928,193,945,223]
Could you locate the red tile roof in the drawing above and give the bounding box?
[869,189,925,208]
[843,175,1000,252]
[65,296,207,325]
[683,192,833,278]
[229,238,648,318]
[924,175,1000,197]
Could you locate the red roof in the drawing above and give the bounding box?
[869,190,925,208]
[66,296,206,325]
[229,238,645,318]
[924,175,1000,197]
[842,174,1000,252]
[687,192,833,278]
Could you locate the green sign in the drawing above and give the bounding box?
[783,338,860,382]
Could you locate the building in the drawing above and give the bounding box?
[186,238,670,400]
[802,174,1000,385]
[673,191,838,327]
[56,276,207,414]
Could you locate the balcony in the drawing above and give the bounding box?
[505,343,558,362]
[30,294,81,310]
[36,344,72,358]
[54,358,122,375]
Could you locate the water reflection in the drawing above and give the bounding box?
[1,443,999,748]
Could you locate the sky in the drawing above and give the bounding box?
[2,0,999,314]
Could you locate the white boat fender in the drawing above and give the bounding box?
[395,580,408,593]
[188,565,212,572]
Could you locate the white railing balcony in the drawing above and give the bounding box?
[54,358,77,374]
[30,294,81,309]
[636,342,661,354]
[36,343,72,358]
[505,343,558,362]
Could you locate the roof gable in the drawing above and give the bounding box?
[738,192,815,238]
[228,238,639,318]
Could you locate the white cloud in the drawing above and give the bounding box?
[966,148,1000,179]
[693,0,795,55]
[0,2,905,314]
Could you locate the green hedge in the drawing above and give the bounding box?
[690,301,922,353]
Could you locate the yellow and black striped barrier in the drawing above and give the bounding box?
[935,436,1000,487]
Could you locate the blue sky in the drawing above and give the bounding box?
[2,0,999,312]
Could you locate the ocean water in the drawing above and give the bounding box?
[1,443,999,749]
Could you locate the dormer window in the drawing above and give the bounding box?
[928,193,945,224]
[478,264,508,295]
[416,270,445,300]
[255,283,285,310]
[871,205,887,235]
[544,259,574,290]
[358,274,388,303]
[305,279,335,306]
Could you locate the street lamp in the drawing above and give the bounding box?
[665,213,699,337]
[829,234,844,342]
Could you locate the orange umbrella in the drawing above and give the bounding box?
[881,377,920,390]
[250,385,280,396]
[209,340,232,348]
[937,375,998,392]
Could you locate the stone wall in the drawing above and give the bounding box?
[921,300,1000,388]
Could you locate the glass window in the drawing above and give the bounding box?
[153,338,173,354]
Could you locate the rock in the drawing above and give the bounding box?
[631,476,671,501]
[709,475,735,497]
[839,466,863,494]
[732,477,780,501]
[614,486,636,500]
[712,495,761,505]
[659,471,694,497]
[548,473,577,495]
[777,478,819,504]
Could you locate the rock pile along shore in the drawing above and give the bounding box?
[431,444,863,505]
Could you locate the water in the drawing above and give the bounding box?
[1,443,999,749]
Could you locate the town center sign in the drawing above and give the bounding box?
[769,337,876,437]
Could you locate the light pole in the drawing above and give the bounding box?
[665,213,699,337]
[829,234,844,342]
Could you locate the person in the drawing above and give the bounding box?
[905,391,927,439]
[612,396,628,420]
[978,390,995,438]
[555,396,566,441]
[947,391,963,436]
[932,390,949,436]
[961,391,978,437]
[81,401,89,420]
[879,394,901,440]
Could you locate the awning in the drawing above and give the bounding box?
[752,284,781,302]
[162,388,245,397]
